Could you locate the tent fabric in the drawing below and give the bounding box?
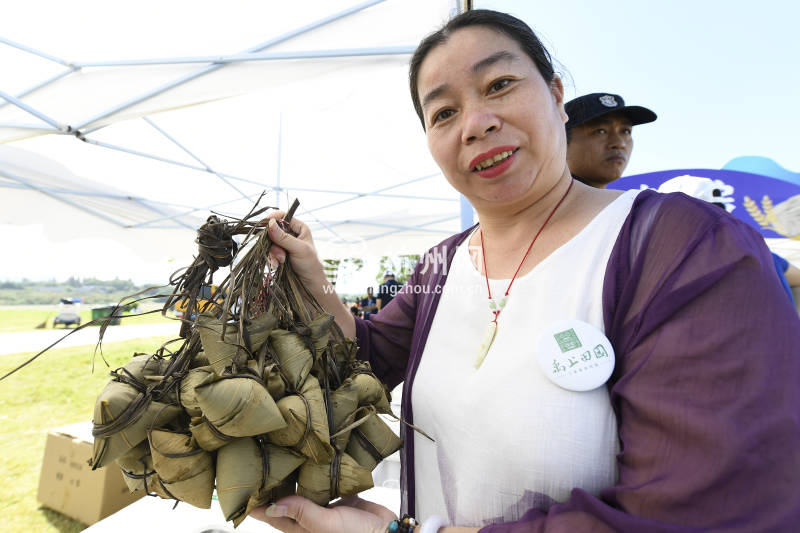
[0,145,205,230]
[1,0,465,269]
[0,0,454,140]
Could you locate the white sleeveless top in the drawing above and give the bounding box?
[411,190,639,527]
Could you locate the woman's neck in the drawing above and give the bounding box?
[475,174,574,249]
[469,175,617,279]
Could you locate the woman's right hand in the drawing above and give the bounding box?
[264,211,356,338]
[264,211,327,289]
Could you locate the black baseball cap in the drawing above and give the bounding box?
[565,93,657,130]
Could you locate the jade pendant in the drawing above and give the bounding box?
[474,321,498,369]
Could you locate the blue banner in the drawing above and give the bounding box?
[608,168,800,240]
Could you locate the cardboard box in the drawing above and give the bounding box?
[37,421,143,525]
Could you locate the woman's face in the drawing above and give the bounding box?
[417,27,568,212]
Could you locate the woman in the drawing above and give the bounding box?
[253,10,800,533]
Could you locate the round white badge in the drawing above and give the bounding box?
[536,320,615,391]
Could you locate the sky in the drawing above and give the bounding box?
[1,0,799,296]
[480,0,800,176]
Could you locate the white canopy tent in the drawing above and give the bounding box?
[0,0,472,284]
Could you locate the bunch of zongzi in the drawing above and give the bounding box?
[89,200,401,527]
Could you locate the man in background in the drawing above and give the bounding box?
[377,270,401,311]
[360,287,377,319]
[565,92,657,188]
[567,93,799,305]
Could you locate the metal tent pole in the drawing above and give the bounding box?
[0,36,70,66]
[362,215,459,240]
[72,46,415,68]
[0,67,77,111]
[0,122,57,130]
[320,219,455,233]
[79,137,455,201]
[0,169,126,227]
[460,196,474,230]
[74,0,387,130]
[276,113,283,210]
[142,116,250,200]
[0,89,66,131]
[304,172,442,214]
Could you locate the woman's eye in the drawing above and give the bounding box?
[489,78,512,93]
[595,128,607,135]
[433,109,455,124]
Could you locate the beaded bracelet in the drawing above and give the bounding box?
[387,514,418,532]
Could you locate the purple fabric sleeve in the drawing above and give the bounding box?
[354,229,469,516]
[353,269,423,515]
[351,190,800,531]
[479,191,800,531]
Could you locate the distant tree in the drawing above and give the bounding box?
[322,259,341,286]
[107,277,136,291]
[322,258,364,287]
[376,255,419,284]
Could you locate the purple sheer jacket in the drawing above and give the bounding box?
[354,190,800,532]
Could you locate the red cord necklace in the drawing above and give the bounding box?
[474,179,574,369]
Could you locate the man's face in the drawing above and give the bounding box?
[566,113,633,188]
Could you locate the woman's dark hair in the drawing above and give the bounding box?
[409,9,555,129]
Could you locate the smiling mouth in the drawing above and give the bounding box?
[472,148,519,171]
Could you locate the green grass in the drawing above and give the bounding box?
[0,335,172,532]
[0,307,173,333]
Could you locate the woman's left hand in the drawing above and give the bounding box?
[250,495,396,533]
